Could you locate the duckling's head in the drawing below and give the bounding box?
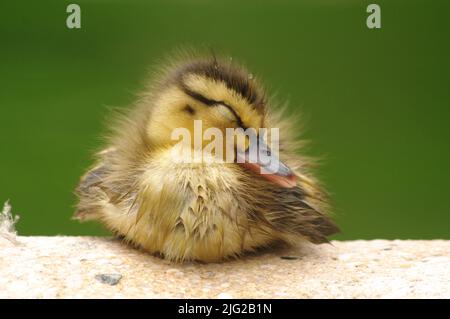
[145,57,296,188]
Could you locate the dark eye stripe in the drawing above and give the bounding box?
[181,86,246,129]
[182,87,217,106]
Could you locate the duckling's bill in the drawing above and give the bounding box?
[236,137,297,188]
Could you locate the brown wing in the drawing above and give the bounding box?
[247,185,339,244]
[73,148,124,222]
[73,163,111,221]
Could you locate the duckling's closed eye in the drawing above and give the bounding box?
[215,104,238,123]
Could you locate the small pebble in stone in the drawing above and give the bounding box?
[200,271,216,279]
[281,256,299,260]
[95,273,122,286]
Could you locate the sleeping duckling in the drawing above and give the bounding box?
[74,54,339,262]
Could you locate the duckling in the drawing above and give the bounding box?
[74,53,339,262]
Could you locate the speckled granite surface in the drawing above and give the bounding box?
[0,237,448,298]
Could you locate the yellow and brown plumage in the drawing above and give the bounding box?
[74,53,339,262]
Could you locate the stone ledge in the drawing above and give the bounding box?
[0,237,448,298]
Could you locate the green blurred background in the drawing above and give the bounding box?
[1,0,449,239]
